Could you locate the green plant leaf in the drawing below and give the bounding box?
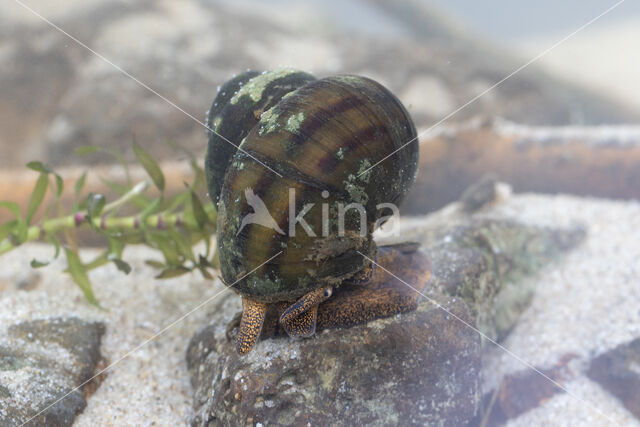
[149,234,180,266]
[64,247,101,307]
[74,146,100,156]
[165,191,189,213]
[0,201,21,219]
[108,256,132,274]
[15,222,28,244]
[0,220,17,242]
[86,193,106,218]
[28,236,62,269]
[26,161,51,174]
[53,174,64,198]
[170,231,195,263]
[155,266,190,279]
[75,171,87,196]
[26,173,49,224]
[47,235,61,259]
[211,249,220,270]
[189,187,208,229]
[0,203,26,243]
[133,142,165,192]
[30,259,49,268]
[100,178,149,209]
[145,260,165,269]
[191,164,206,192]
[83,252,110,272]
[107,237,125,258]
[27,162,63,198]
[198,266,214,280]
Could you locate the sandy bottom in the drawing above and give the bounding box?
[0,193,639,426]
[478,194,640,426]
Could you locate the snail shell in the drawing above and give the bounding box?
[206,69,418,303]
[205,69,316,204]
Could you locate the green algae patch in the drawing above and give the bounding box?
[285,111,305,133]
[230,69,299,105]
[258,107,281,136]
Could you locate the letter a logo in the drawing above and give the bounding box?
[237,188,285,236]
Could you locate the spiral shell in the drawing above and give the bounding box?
[206,69,418,302]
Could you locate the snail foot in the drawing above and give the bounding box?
[281,305,318,338]
[235,297,268,355]
[348,257,376,285]
[279,286,333,326]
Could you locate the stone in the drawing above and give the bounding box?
[458,174,500,213]
[587,337,640,420]
[414,218,586,340]
[0,317,105,426]
[470,354,577,426]
[188,294,480,426]
[187,215,585,425]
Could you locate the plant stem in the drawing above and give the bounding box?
[0,204,217,256]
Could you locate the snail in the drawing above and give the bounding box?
[205,69,420,354]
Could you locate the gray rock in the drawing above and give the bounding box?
[188,294,480,426]
[0,317,105,426]
[422,219,586,340]
[587,337,640,420]
[186,215,585,425]
[470,354,576,426]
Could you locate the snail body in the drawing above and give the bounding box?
[206,69,419,354]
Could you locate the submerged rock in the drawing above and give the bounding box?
[187,212,585,425]
[188,294,480,426]
[470,354,577,426]
[423,219,586,340]
[587,337,640,420]
[0,317,105,426]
